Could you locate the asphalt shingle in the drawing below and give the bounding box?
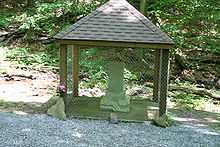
[55,0,174,45]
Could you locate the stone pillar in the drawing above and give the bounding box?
[100,61,130,112]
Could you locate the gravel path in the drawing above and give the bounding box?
[0,112,219,147]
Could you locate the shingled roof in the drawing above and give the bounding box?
[55,0,174,46]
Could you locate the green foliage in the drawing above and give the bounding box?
[6,46,58,66]
[79,48,108,89]
[0,12,14,28]
[2,0,220,54]
[79,48,146,89]
[124,69,138,82]
[173,93,206,109]
[13,0,101,40]
[146,0,220,54]
[80,69,108,89]
[0,16,9,28]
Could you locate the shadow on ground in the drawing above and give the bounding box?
[0,97,219,132]
[169,108,220,132]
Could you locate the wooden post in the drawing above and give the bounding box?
[72,46,79,97]
[59,44,67,113]
[153,49,160,102]
[140,0,146,15]
[59,44,67,93]
[158,49,170,116]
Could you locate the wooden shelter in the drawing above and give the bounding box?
[54,0,174,117]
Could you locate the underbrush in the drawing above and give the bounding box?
[10,0,104,40]
[171,92,207,110]
[0,11,14,28]
[6,45,58,67]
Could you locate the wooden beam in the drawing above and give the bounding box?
[72,46,79,97]
[158,49,170,116]
[59,44,67,93]
[57,39,174,49]
[153,49,160,102]
[140,0,146,15]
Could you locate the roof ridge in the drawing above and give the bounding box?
[122,1,154,31]
[120,0,173,42]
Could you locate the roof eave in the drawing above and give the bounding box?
[55,38,174,49]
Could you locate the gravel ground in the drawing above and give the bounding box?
[0,112,219,147]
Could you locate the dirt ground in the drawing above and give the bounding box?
[0,60,58,103]
[0,46,59,113]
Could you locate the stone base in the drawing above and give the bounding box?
[66,96,158,122]
[100,94,130,112]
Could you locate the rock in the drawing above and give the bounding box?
[80,88,105,97]
[47,98,66,120]
[80,89,93,97]
[126,86,144,96]
[196,84,205,88]
[90,88,105,97]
